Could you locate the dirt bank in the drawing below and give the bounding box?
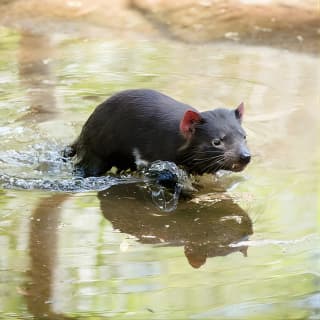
[132,0,320,53]
[0,0,319,53]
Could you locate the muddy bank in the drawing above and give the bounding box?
[132,0,320,53]
[0,0,319,53]
[0,0,157,37]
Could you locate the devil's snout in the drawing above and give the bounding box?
[239,148,251,164]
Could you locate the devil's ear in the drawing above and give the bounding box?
[235,102,244,123]
[180,110,203,139]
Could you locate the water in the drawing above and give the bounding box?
[0,20,319,320]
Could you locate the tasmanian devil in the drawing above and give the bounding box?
[66,89,251,177]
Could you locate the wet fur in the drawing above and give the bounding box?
[69,89,250,177]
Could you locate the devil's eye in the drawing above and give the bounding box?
[212,139,221,146]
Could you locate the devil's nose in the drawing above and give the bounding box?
[239,152,251,164]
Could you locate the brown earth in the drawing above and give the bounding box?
[0,0,157,37]
[0,0,319,52]
[132,0,320,52]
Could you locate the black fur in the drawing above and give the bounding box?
[69,89,250,177]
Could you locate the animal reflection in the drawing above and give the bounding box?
[98,183,253,268]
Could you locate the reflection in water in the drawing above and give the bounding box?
[98,183,253,268]
[23,185,252,319]
[26,194,71,320]
[0,11,318,318]
[18,32,57,122]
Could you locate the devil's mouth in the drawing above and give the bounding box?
[206,161,247,174]
[230,162,248,172]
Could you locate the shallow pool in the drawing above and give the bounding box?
[0,24,319,319]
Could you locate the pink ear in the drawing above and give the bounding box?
[180,110,202,139]
[235,102,244,122]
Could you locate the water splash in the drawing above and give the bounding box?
[0,141,72,178]
[149,184,182,212]
[145,160,195,192]
[0,144,189,211]
[0,173,141,192]
[142,161,194,211]
[0,142,139,192]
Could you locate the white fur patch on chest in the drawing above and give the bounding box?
[133,148,149,169]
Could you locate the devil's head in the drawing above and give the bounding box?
[178,103,251,175]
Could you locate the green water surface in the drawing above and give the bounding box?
[0,26,319,319]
